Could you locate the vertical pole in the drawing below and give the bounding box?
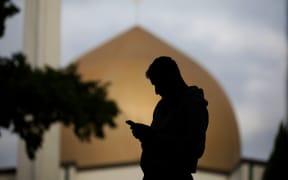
[133,0,142,25]
[22,0,60,68]
[16,0,61,180]
[285,0,288,133]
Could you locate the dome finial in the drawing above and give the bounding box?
[133,0,142,25]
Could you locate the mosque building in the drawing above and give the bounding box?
[59,26,266,180]
[0,1,266,180]
[0,26,267,180]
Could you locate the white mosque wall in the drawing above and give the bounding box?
[60,165,77,180]
[0,175,14,180]
[237,161,265,180]
[78,166,142,180]
[58,159,266,180]
[229,165,242,180]
[60,165,143,180]
[251,164,265,180]
[60,165,231,180]
[0,160,266,180]
[194,170,227,180]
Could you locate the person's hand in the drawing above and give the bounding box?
[126,120,154,142]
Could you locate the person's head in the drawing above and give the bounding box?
[146,56,187,97]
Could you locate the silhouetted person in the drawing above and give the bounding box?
[127,56,209,180]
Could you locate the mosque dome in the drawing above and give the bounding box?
[61,26,241,173]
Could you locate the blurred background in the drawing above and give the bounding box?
[0,0,286,179]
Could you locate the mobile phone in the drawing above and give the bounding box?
[126,120,135,126]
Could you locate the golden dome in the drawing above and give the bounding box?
[61,26,241,173]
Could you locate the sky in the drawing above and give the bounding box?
[0,0,287,168]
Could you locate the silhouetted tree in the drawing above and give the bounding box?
[262,122,288,180]
[0,0,119,160]
[0,0,19,38]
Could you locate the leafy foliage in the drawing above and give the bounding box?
[0,53,120,159]
[0,0,119,160]
[262,122,288,180]
[0,0,19,37]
